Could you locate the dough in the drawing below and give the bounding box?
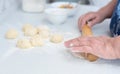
[22,24,34,32]
[30,35,44,47]
[39,30,50,39]
[76,53,98,62]
[24,27,37,36]
[37,25,50,33]
[22,24,38,36]
[37,25,51,39]
[16,39,32,49]
[50,34,63,43]
[84,53,98,62]
[5,29,18,39]
[81,24,98,62]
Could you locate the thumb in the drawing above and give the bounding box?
[87,19,99,27]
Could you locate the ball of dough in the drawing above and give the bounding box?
[39,30,50,39]
[22,24,34,32]
[37,25,50,33]
[16,39,32,49]
[50,34,63,43]
[5,29,18,39]
[24,27,37,36]
[30,35,44,47]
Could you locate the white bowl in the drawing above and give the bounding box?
[50,2,78,16]
[45,8,69,25]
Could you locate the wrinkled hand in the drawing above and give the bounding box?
[64,36,118,60]
[78,12,106,30]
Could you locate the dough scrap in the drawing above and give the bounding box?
[30,35,44,47]
[5,29,18,39]
[50,34,63,43]
[16,39,32,49]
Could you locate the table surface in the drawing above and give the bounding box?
[0,5,120,74]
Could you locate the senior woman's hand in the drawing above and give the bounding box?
[64,36,120,60]
[78,11,106,30]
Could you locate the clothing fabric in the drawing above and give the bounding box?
[110,0,120,36]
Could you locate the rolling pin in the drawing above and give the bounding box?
[81,24,99,62]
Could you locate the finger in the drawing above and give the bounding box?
[81,14,96,27]
[64,38,79,48]
[78,13,94,30]
[71,46,92,53]
[64,37,90,48]
[87,18,98,27]
[78,15,84,30]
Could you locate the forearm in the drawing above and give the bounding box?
[97,0,117,18]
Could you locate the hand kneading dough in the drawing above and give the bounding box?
[16,39,32,49]
[24,27,37,36]
[5,29,18,39]
[50,34,63,43]
[30,35,44,46]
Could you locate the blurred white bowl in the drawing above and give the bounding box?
[50,2,78,16]
[45,8,69,25]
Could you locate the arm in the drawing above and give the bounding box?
[64,36,120,60]
[98,0,117,18]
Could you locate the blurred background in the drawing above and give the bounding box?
[0,0,111,13]
[49,0,111,7]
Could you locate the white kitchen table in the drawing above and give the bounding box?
[0,5,120,74]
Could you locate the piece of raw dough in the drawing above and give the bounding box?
[50,34,63,43]
[30,35,44,47]
[37,25,50,33]
[22,24,34,32]
[5,29,18,39]
[24,27,37,36]
[39,30,50,39]
[16,39,32,49]
[37,25,51,39]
